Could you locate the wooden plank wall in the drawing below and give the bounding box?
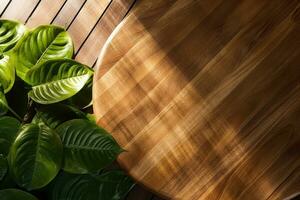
[0,0,163,199]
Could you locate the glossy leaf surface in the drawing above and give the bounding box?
[56,119,122,173]
[9,123,62,190]
[0,88,8,116]
[0,55,15,93]
[12,25,73,80]
[0,20,27,53]
[51,171,134,200]
[0,116,20,156]
[26,59,93,104]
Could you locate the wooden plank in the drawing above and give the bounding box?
[2,0,40,23]
[75,0,135,66]
[67,0,111,52]
[52,0,86,28]
[26,0,66,28]
[0,0,11,17]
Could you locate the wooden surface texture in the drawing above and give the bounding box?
[93,0,300,199]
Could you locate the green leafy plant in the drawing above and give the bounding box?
[0,189,38,200]
[0,20,134,199]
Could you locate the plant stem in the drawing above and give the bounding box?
[7,105,22,121]
[23,99,36,123]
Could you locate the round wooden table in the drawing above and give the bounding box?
[93,0,300,199]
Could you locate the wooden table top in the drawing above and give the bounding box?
[93,0,300,199]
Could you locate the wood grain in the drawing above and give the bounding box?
[25,0,66,28]
[0,0,11,17]
[75,0,136,66]
[93,0,300,199]
[51,0,87,28]
[2,0,40,22]
[66,0,111,52]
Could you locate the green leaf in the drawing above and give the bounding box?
[95,170,135,200]
[0,20,27,53]
[68,76,93,109]
[26,59,93,104]
[0,155,7,181]
[51,171,134,200]
[0,116,20,156]
[11,25,73,80]
[0,54,15,93]
[8,123,63,190]
[32,103,88,129]
[0,88,8,116]
[56,119,123,173]
[0,189,38,200]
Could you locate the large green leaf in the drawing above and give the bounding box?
[56,119,123,173]
[8,123,63,190]
[0,20,27,53]
[26,59,93,104]
[0,116,20,156]
[0,54,15,93]
[51,171,134,200]
[11,25,73,80]
[0,189,38,200]
[0,88,8,116]
[32,103,88,129]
